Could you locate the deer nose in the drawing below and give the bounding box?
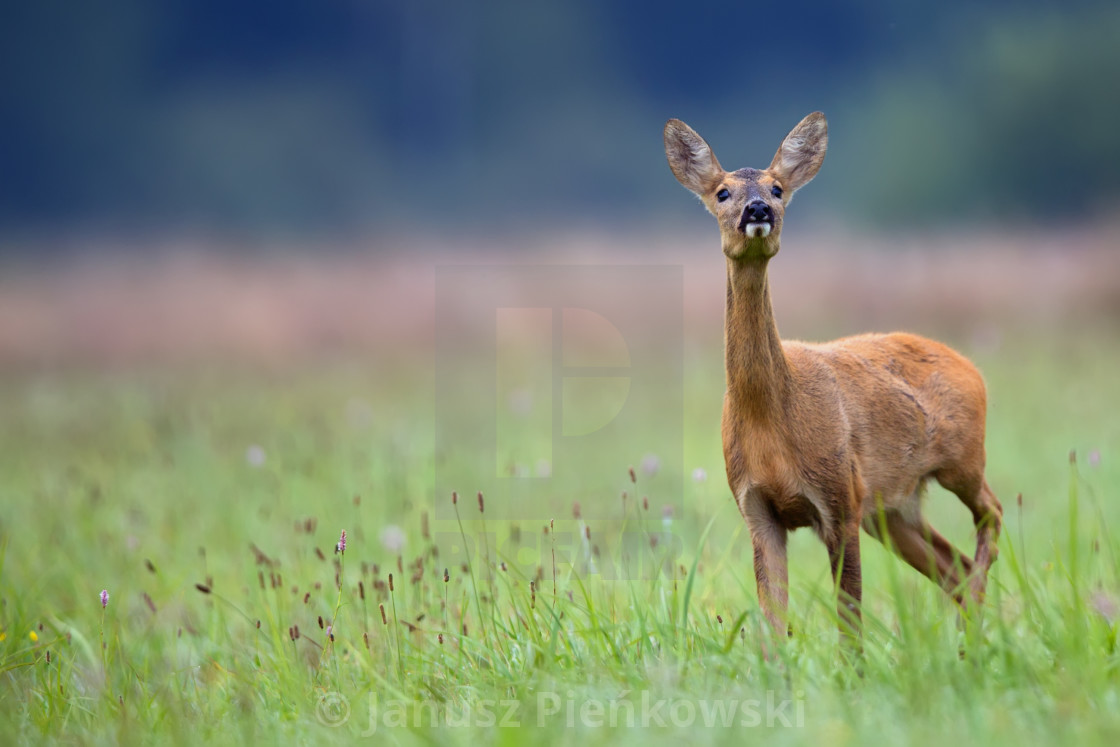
[745,200,772,222]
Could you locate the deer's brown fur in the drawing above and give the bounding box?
[664,112,1003,644]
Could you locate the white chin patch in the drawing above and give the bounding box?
[745,222,772,238]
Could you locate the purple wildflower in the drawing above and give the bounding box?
[100,589,109,609]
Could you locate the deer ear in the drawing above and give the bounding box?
[664,119,724,195]
[769,112,828,193]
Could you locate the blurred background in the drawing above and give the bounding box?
[4,0,1120,236]
[0,0,1117,365]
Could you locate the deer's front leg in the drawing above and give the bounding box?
[748,515,789,640]
[826,518,863,646]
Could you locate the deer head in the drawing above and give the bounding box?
[664,112,828,260]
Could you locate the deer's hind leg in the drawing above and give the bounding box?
[936,469,1003,605]
[864,502,974,606]
[881,513,974,605]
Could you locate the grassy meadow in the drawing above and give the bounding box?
[1,242,1119,745]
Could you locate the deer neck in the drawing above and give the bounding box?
[724,256,793,423]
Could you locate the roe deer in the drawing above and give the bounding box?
[664,112,1002,645]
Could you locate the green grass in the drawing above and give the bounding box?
[1,329,1119,745]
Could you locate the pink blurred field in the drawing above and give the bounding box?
[1,227,1117,369]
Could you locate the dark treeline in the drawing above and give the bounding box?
[1,0,1117,241]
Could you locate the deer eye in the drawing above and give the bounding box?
[716,188,730,202]
[771,185,783,199]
